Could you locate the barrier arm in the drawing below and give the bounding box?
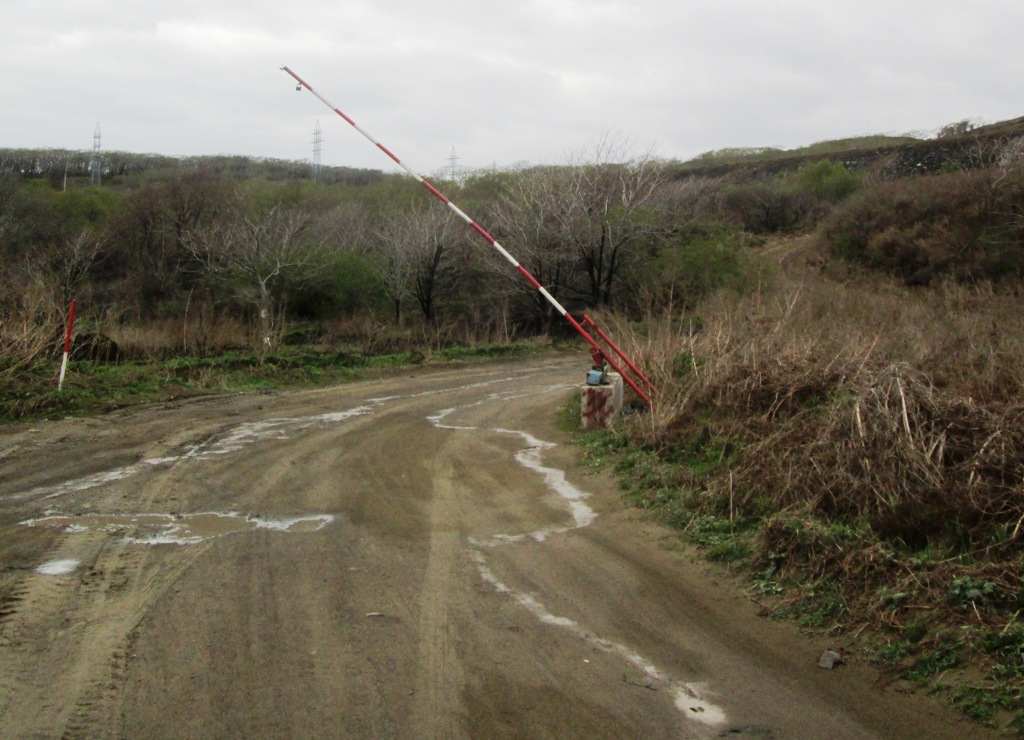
[280,66,652,407]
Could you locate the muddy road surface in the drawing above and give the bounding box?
[0,355,977,738]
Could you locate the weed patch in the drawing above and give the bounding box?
[953,685,1020,728]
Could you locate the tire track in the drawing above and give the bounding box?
[411,453,467,737]
[0,404,365,737]
[0,527,212,737]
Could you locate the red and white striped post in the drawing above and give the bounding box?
[281,66,655,406]
[57,298,77,392]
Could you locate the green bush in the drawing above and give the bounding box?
[288,249,386,319]
[640,226,747,309]
[796,160,861,203]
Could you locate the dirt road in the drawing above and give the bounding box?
[0,354,978,737]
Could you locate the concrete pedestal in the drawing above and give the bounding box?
[580,372,623,430]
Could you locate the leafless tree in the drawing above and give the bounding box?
[0,265,62,374]
[49,228,106,307]
[488,165,577,329]
[490,134,666,325]
[0,226,102,373]
[183,190,326,357]
[110,172,231,320]
[560,133,666,308]
[371,200,461,325]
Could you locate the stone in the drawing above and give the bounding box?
[818,650,842,670]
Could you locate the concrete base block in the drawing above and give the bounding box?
[580,372,624,430]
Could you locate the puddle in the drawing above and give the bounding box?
[10,375,537,503]
[200,406,375,458]
[425,400,596,543]
[425,408,476,431]
[22,512,335,545]
[498,428,596,532]
[427,390,728,730]
[35,559,81,576]
[11,406,378,502]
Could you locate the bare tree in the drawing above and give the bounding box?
[0,264,63,374]
[184,190,325,357]
[489,165,577,329]
[371,201,460,325]
[371,214,415,326]
[489,136,666,326]
[560,133,666,308]
[410,206,460,324]
[48,228,106,307]
[111,172,230,319]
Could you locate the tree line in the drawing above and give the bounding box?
[3,136,719,364]
[5,128,1021,368]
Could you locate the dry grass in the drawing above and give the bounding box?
[615,271,1024,550]
[597,259,1024,629]
[106,316,250,358]
[0,273,64,377]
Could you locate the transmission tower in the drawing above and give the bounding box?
[311,120,323,183]
[90,122,102,186]
[447,146,460,182]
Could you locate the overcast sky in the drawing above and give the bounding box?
[4,0,1022,174]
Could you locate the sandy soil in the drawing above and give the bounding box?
[0,354,984,737]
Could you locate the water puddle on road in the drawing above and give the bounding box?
[11,406,378,502]
[22,512,334,546]
[427,391,729,730]
[10,376,538,504]
[35,559,81,575]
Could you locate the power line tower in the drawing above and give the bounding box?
[447,146,460,183]
[90,122,103,186]
[312,120,323,183]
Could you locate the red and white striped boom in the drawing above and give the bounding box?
[280,66,654,405]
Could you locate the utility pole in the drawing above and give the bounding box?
[90,123,102,186]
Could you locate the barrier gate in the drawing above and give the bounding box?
[281,66,656,407]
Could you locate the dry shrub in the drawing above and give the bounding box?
[736,364,1024,548]
[822,166,1024,284]
[607,270,1024,553]
[0,270,64,377]
[107,316,250,359]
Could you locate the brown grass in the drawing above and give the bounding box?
[0,273,64,376]
[596,258,1024,713]
[106,316,250,358]
[606,261,1024,553]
